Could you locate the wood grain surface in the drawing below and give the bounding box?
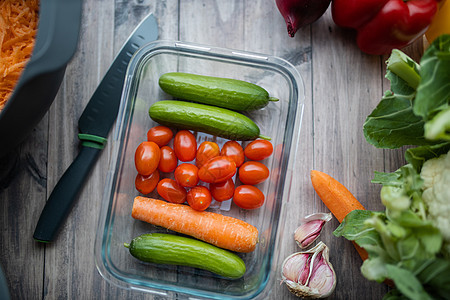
[0,1,425,299]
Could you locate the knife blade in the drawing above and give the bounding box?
[33,14,158,243]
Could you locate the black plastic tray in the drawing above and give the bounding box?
[0,0,82,158]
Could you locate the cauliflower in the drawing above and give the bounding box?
[421,149,450,256]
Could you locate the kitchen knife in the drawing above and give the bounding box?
[33,14,158,243]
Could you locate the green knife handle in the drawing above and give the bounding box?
[33,146,101,243]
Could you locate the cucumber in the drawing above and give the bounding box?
[158,72,278,111]
[124,233,246,279]
[149,100,269,141]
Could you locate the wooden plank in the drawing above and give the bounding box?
[310,8,389,299]
[0,117,47,298]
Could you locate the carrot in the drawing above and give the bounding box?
[310,170,368,260]
[131,196,259,253]
[0,0,39,111]
[310,170,365,223]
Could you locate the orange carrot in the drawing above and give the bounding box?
[310,170,365,223]
[310,170,368,260]
[352,242,369,261]
[132,196,259,253]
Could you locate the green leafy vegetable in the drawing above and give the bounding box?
[424,107,450,140]
[414,36,450,120]
[363,35,450,148]
[363,90,428,148]
[385,265,432,300]
[335,34,450,300]
[405,142,450,171]
[416,259,450,299]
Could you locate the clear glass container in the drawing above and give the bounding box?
[95,40,305,299]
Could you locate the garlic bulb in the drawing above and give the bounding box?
[294,213,332,249]
[281,242,336,298]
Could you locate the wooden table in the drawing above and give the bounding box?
[0,1,425,299]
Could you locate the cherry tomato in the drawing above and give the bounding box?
[135,141,161,175]
[209,178,235,202]
[198,156,237,183]
[158,146,178,173]
[238,161,270,185]
[174,163,199,188]
[220,141,244,167]
[157,178,187,204]
[174,130,197,162]
[233,185,265,209]
[187,186,212,211]
[196,141,220,168]
[244,140,273,161]
[147,125,173,147]
[135,170,160,194]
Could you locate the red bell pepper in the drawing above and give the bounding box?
[332,0,441,55]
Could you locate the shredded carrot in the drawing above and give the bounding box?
[0,0,39,112]
[310,170,368,260]
[132,196,259,253]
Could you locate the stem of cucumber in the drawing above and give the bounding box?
[269,97,279,102]
[124,243,130,248]
[258,135,271,141]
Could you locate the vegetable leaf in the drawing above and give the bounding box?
[424,107,450,141]
[372,170,402,186]
[405,142,450,171]
[383,289,410,300]
[385,264,432,300]
[416,259,450,300]
[333,210,383,254]
[361,256,389,282]
[363,90,428,148]
[414,35,450,120]
[363,35,450,149]
[386,50,421,91]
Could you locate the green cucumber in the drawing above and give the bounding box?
[124,233,246,279]
[149,100,269,141]
[158,72,278,111]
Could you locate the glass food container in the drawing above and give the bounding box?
[95,40,305,299]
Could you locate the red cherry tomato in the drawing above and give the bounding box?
[198,156,237,183]
[135,141,161,176]
[147,125,173,147]
[174,163,199,188]
[135,170,160,194]
[196,141,220,168]
[209,178,235,202]
[187,186,212,211]
[174,130,197,162]
[244,140,273,161]
[157,178,187,204]
[233,185,265,209]
[220,141,245,167]
[238,161,270,185]
[158,146,178,173]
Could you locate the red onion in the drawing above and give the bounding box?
[276,0,331,37]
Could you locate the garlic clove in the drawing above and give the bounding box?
[283,253,309,284]
[294,213,332,249]
[281,242,336,299]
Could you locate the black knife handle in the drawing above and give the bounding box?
[33,145,101,243]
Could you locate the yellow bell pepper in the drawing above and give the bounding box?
[426,0,450,43]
